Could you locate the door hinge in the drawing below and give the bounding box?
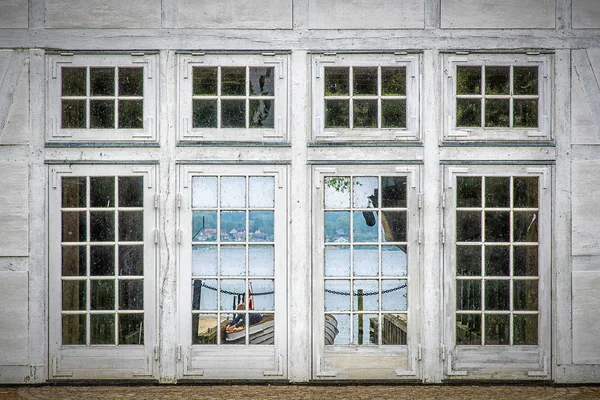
[177,229,182,244]
[418,227,422,244]
[441,344,446,360]
[442,191,446,209]
[177,345,182,361]
[154,229,159,244]
[441,228,446,244]
[153,346,160,361]
[154,193,159,209]
[177,193,182,208]
[418,192,423,209]
[417,344,422,361]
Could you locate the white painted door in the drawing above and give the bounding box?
[48,165,157,379]
[177,165,287,379]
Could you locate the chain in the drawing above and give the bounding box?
[324,283,407,297]
[200,282,274,296]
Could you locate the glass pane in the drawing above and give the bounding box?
[220,280,246,311]
[513,246,538,276]
[250,279,274,311]
[513,177,538,208]
[220,211,246,242]
[456,98,481,127]
[485,314,510,345]
[221,100,245,128]
[249,99,274,128]
[485,280,510,311]
[192,177,218,208]
[485,99,510,127]
[118,68,143,96]
[513,212,538,242]
[484,211,510,242]
[194,314,218,345]
[381,99,406,128]
[456,211,481,242]
[62,280,86,310]
[62,177,86,208]
[90,245,115,276]
[193,67,218,95]
[62,211,86,242]
[119,279,143,310]
[62,314,86,345]
[118,100,143,129]
[90,280,115,310]
[457,66,481,94]
[90,68,115,96]
[62,100,86,128]
[220,177,246,208]
[192,100,218,128]
[249,67,274,96]
[220,246,246,276]
[325,100,349,128]
[119,314,144,344]
[382,177,407,208]
[382,245,407,277]
[484,245,510,276]
[514,67,538,95]
[381,314,408,345]
[325,177,350,209]
[192,211,217,242]
[457,176,482,208]
[90,100,115,128]
[330,314,350,345]
[62,246,87,276]
[484,66,510,95]
[382,279,407,311]
[118,176,143,208]
[324,67,349,96]
[514,99,538,128]
[456,314,481,345]
[249,245,274,276]
[325,280,350,311]
[118,211,143,242]
[353,67,377,95]
[514,280,538,311]
[485,177,510,208]
[249,211,273,241]
[353,246,378,276]
[90,177,115,208]
[352,177,378,208]
[456,245,481,276]
[381,211,406,243]
[90,314,115,344]
[221,67,246,96]
[456,279,481,310]
[62,67,86,96]
[325,246,350,277]
[353,211,378,242]
[192,245,217,276]
[248,176,274,208]
[119,245,143,276]
[514,314,538,345]
[192,279,217,310]
[325,211,350,243]
[353,99,377,128]
[353,313,378,345]
[381,67,406,96]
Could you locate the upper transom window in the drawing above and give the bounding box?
[444,53,552,141]
[312,53,420,141]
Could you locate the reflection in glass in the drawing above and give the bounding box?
[456,280,481,310]
[90,68,115,96]
[118,176,143,208]
[118,211,144,242]
[332,314,350,345]
[353,246,378,276]
[381,211,406,243]
[90,280,115,310]
[249,100,274,128]
[485,177,510,208]
[352,177,378,208]
[325,177,350,209]
[119,279,143,310]
[62,67,86,96]
[192,100,218,128]
[220,177,246,208]
[325,246,350,277]
[62,211,87,242]
[249,245,274,276]
[353,280,378,311]
[248,176,275,208]
[62,314,86,345]
[513,177,538,208]
[381,99,406,128]
[513,246,538,276]
[353,100,377,128]
[382,280,407,311]
[456,66,481,94]
[325,280,350,311]
[513,212,538,242]
[484,66,510,95]
[91,314,115,344]
[220,280,246,311]
[485,314,510,345]
[485,99,510,127]
[325,100,349,128]
[90,177,115,208]
[325,211,350,243]
[353,313,378,345]
[514,99,538,128]
[192,177,218,208]
[250,279,274,311]
[353,67,377,95]
[62,246,87,276]
[221,100,245,128]
[457,176,481,208]
[192,245,218,276]
[192,279,217,310]
[456,245,481,276]
[119,245,143,276]
[514,280,538,311]
[119,68,143,96]
[353,211,378,242]
[324,67,349,96]
[90,100,115,128]
[62,100,86,129]
[119,314,144,344]
[62,280,86,310]
[249,67,274,96]
[514,314,538,345]
[456,211,481,242]
[382,246,407,277]
[194,314,218,345]
[90,245,115,276]
[513,67,538,95]
[381,314,408,345]
[221,67,246,96]
[193,67,218,95]
[456,314,481,345]
[456,98,481,127]
[118,100,143,129]
[193,211,217,242]
[220,246,246,276]
[381,177,407,208]
[484,211,510,242]
[249,211,273,241]
[485,280,510,311]
[62,177,86,208]
[484,246,510,276]
[381,67,406,95]
[220,211,246,242]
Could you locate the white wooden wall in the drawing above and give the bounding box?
[0,0,599,384]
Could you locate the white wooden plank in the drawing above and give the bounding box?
[572,160,600,255]
[573,0,600,29]
[573,271,600,364]
[573,50,600,143]
[441,0,556,28]
[0,0,28,28]
[0,272,28,365]
[178,0,292,29]
[0,50,28,142]
[45,0,161,28]
[0,162,28,257]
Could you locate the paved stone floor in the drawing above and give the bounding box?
[1,384,600,400]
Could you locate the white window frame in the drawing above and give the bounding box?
[48,164,157,379]
[442,165,551,380]
[443,53,552,141]
[46,52,159,143]
[312,53,420,142]
[312,164,422,380]
[177,164,288,380]
[177,52,289,142]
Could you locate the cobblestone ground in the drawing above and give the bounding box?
[1,385,600,400]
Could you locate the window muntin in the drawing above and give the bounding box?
[454,175,540,346]
[60,175,145,345]
[313,54,420,141]
[323,175,409,346]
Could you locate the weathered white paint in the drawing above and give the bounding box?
[573,271,600,363]
[178,0,292,29]
[441,0,556,29]
[0,272,28,365]
[573,0,600,29]
[0,0,28,29]
[572,160,600,256]
[0,51,29,145]
[45,0,162,28]
[0,162,28,257]
[572,49,600,144]
[308,0,425,30]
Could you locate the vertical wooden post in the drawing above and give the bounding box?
[358,289,364,345]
